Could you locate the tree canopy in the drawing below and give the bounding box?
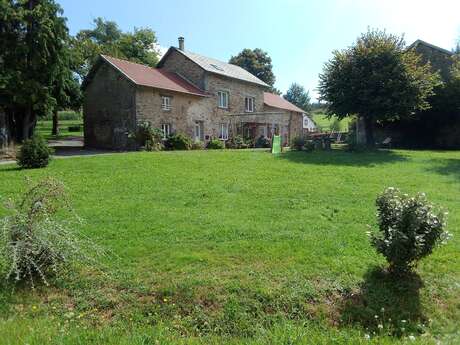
[318,29,440,146]
[284,83,311,112]
[229,48,276,88]
[0,0,77,141]
[73,18,161,79]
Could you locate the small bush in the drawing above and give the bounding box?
[227,136,249,149]
[255,136,271,148]
[0,178,104,287]
[206,139,225,150]
[68,125,81,132]
[164,133,192,150]
[191,141,205,150]
[17,134,53,169]
[133,121,163,151]
[290,136,305,151]
[370,187,450,274]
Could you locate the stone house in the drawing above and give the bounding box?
[83,37,312,149]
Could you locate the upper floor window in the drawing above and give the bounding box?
[217,91,229,109]
[161,123,170,139]
[161,96,171,111]
[245,97,255,112]
[219,123,229,140]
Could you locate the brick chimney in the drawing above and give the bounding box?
[178,37,184,51]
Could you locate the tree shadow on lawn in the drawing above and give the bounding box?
[424,158,460,181]
[340,266,427,336]
[280,149,408,167]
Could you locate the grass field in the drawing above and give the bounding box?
[311,110,351,132]
[0,149,459,344]
[36,120,83,140]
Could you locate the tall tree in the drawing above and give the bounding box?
[284,83,311,112]
[229,48,276,88]
[319,29,440,147]
[0,0,72,142]
[73,18,160,79]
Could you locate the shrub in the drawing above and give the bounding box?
[290,136,305,151]
[207,139,225,149]
[255,136,271,148]
[133,121,164,151]
[227,136,249,149]
[191,141,205,150]
[0,178,104,287]
[370,187,450,274]
[164,133,192,150]
[68,125,81,132]
[17,134,53,169]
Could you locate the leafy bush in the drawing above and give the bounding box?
[17,134,53,169]
[191,141,205,150]
[133,121,164,151]
[370,187,450,274]
[227,136,249,149]
[164,133,192,150]
[290,136,305,151]
[207,139,225,150]
[0,178,104,287]
[68,125,81,132]
[255,136,271,148]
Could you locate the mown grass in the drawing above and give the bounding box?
[312,110,350,132]
[36,120,83,140]
[0,149,459,344]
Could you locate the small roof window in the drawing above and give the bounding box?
[210,63,224,71]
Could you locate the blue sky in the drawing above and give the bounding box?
[60,0,460,100]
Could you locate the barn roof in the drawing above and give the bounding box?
[158,47,269,87]
[263,92,305,113]
[83,55,208,97]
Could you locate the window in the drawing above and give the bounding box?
[245,97,255,112]
[161,123,170,139]
[219,123,229,140]
[161,96,171,111]
[217,91,229,109]
[194,121,203,142]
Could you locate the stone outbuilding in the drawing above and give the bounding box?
[83,37,314,149]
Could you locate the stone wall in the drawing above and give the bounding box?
[136,86,201,137]
[413,44,453,80]
[159,50,207,90]
[83,63,137,149]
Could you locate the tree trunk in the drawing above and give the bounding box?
[52,109,59,136]
[363,116,375,148]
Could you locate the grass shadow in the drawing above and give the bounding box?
[425,158,460,181]
[280,149,408,167]
[340,266,426,336]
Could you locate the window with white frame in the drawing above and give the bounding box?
[161,123,170,139]
[245,97,255,112]
[219,123,229,140]
[217,91,229,109]
[161,96,171,111]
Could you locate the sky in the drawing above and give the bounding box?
[59,0,460,100]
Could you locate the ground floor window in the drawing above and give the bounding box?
[219,123,229,140]
[194,121,204,142]
[161,123,170,139]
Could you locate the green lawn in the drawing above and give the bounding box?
[312,111,351,132]
[36,120,83,140]
[0,149,459,344]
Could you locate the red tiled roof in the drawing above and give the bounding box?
[263,92,305,113]
[101,55,208,97]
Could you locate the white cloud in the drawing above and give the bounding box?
[153,43,168,59]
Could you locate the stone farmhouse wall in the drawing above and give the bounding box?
[84,63,136,149]
[159,50,207,90]
[413,44,453,80]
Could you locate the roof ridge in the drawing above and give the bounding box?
[408,39,454,56]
